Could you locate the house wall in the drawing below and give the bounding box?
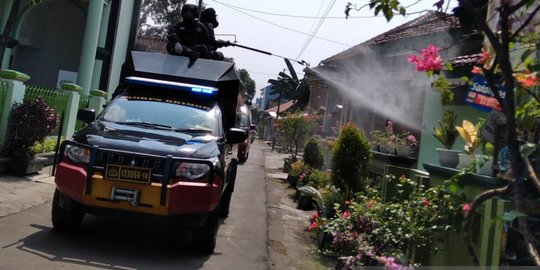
[0,0,139,96]
[315,27,485,169]
[12,1,85,88]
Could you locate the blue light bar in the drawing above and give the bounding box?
[126,77,218,95]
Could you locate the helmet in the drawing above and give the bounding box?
[181,4,199,23]
[201,8,219,28]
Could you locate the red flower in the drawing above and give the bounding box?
[477,48,490,65]
[308,221,318,231]
[341,211,351,219]
[310,212,319,220]
[345,200,351,205]
[421,199,430,206]
[516,72,539,88]
[462,203,471,213]
[472,66,484,75]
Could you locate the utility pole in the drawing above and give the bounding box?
[271,93,282,151]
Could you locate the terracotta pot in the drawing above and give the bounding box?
[436,148,460,168]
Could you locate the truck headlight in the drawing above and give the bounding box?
[173,162,210,181]
[64,144,91,164]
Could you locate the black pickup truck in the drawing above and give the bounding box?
[52,51,247,253]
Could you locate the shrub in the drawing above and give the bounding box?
[303,138,324,169]
[298,169,330,189]
[289,160,309,178]
[331,123,371,193]
[276,111,318,157]
[32,137,64,154]
[3,98,58,159]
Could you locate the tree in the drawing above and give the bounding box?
[268,59,310,111]
[139,0,187,38]
[350,0,540,265]
[238,68,256,105]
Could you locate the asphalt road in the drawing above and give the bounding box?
[0,142,268,270]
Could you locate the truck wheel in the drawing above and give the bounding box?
[51,189,84,232]
[192,204,220,254]
[220,161,237,218]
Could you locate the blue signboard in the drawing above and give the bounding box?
[464,75,506,111]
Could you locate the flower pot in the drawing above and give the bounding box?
[378,144,390,153]
[436,148,460,168]
[476,155,494,175]
[287,174,299,188]
[457,153,474,169]
[9,157,48,175]
[396,145,412,157]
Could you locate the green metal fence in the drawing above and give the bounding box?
[25,85,70,135]
[0,80,8,120]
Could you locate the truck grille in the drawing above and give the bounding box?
[94,151,167,183]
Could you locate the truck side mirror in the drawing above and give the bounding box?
[227,128,247,144]
[250,124,256,130]
[77,108,96,124]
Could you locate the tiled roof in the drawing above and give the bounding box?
[322,12,461,64]
[136,36,167,53]
[265,100,296,114]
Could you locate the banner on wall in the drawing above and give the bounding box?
[464,75,506,112]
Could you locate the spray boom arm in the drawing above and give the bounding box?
[229,42,307,66]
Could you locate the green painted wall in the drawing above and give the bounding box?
[417,82,488,170]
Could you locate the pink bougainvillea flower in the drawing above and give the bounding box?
[471,66,484,75]
[462,203,471,213]
[407,134,416,142]
[407,54,419,64]
[479,49,489,64]
[407,44,444,72]
[310,212,319,220]
[341,211,351,219]
[308,221,318,231]
[421,199,430,206]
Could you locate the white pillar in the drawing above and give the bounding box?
[77,0,104,95]
[0,69,30,151]
[60,83,82,139]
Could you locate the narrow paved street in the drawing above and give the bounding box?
[0,142,268,270]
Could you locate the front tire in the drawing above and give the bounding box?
[51,189,84,232]
[192,204,220,254]
[220,160,237,218]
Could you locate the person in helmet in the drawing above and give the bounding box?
[166,4,210,63]
[200,7,231,61]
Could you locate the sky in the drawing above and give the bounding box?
[184,0,458,100]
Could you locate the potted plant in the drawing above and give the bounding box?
[433,109,460,167]
[3,98,58,175]
[369,121,395,154]
[395,132,417,157]
[455,119,482,169]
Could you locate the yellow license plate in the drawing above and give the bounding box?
[105,165,152,184]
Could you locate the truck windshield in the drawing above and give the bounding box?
[100,95,218,134]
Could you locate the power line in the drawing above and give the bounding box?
[208,0,351,47]
[210,0,383,19]
[296,0,336,60]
